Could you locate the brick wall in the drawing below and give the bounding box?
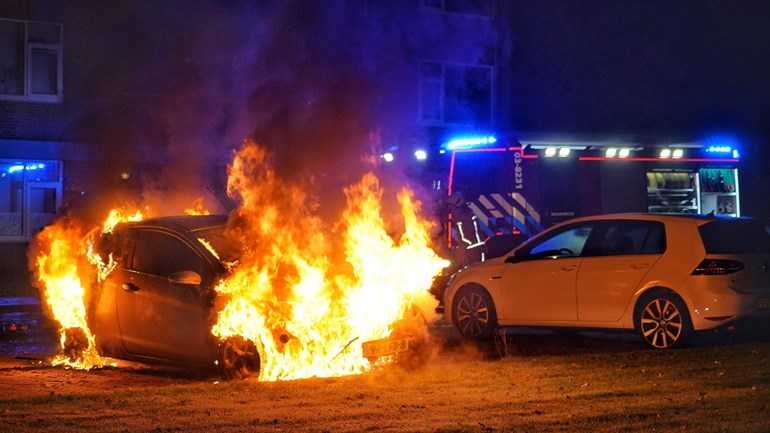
[0,101,68,141]
[0,242,35,297]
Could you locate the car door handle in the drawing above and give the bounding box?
[560,266,577,272]
[630,264,649,270]
[121,283,139,292]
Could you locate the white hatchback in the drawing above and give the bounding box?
[443,213,770,348]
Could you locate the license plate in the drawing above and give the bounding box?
[361,337,410,359]
[759,298,770,309]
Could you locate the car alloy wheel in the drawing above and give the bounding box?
[637,293,691,349]
[218,335,261,380]
[454,287,497,339]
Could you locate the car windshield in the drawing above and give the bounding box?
[698,219,770,254]
[194,226,242,263]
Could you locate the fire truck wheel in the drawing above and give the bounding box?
[452,286,498,339]
[218,335,261,380]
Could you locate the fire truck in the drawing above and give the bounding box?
[440,133,741,264]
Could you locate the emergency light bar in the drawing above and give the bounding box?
[706,146,740,159]
[444,135,497,150]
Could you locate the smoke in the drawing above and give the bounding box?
[59,0,471,243]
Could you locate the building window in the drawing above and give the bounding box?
[419,60,493,126]
[0,160,61,239]
[422,0,493,18]
[0,18,63,103]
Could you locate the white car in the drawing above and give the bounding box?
[443,213,770,349]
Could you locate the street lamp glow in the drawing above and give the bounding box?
[414,149,427,160]
[382,152,395,162]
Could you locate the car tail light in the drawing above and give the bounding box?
[691,259,744,275]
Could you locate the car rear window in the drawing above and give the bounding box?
[698,219,770,254]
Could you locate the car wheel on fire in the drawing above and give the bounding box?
[217,335,263,380]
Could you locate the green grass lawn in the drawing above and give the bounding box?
[1,339,768,433]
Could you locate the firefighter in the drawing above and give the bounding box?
[447,192,485,265]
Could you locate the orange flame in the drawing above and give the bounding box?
[34,140,447,380]
[34,220,105,368]
[34,207,147,369]
[102,206,145,234]
[212,141,448,381]
[185,197,211,215]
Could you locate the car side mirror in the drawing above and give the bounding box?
[168,270,202,285]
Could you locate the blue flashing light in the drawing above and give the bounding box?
[7,163,46,174]
[702,134,739,159]
[445,135,497,150]
[704,146,740,159]
[706,146,733,153]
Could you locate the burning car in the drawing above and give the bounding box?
[89,214,259,378]
[58,212,436,379]
[33,141,448,381]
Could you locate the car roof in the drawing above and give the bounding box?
[563,213,761,227]
[117,214,229,233]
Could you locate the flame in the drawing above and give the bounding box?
[34,207,147,369]
[33,140,448,380]
[212,141,448,381]
[185,197,211,215]
[34,220,105,368]
[102,206,145,234]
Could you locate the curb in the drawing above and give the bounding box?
[0,297,42,314]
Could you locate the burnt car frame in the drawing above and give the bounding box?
[91,215,258,378]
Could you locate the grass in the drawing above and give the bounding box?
[0,337,769,433]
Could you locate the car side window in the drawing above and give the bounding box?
[525,223,593,259]
[95,229,131,268]
[594,220,666,256]
[130,230,202,277]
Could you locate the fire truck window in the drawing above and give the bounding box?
[131,230,202,277]
[597,221,665,255]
